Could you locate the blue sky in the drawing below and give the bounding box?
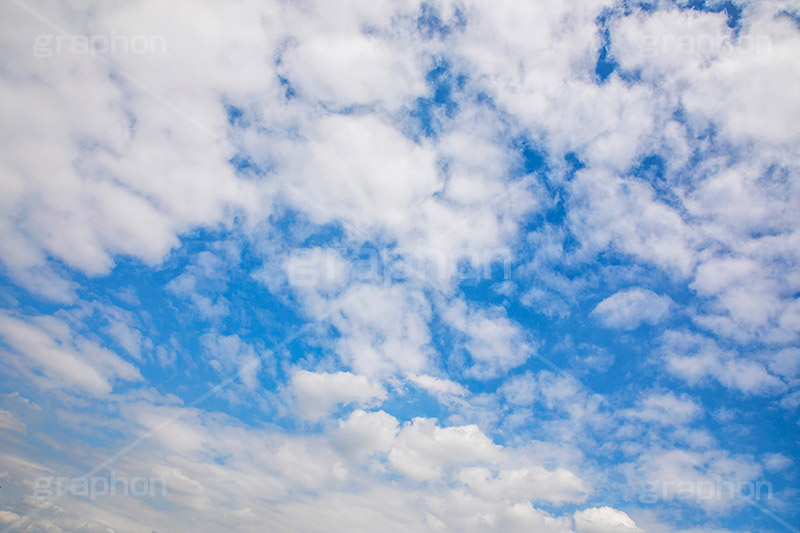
[1,0,799,531]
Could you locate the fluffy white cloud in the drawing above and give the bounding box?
[444,299,535,379]
[0,0,276,300]
[388,417,503,480]
[0,394,597,533]
[459,465,590,504]
[763,452,792,473]
[279,33,426,109]
[200,333,262,389]
[573,507,642,533]
[1,0,799,531]
[281,113,439,235]
[0,312,141,396]
[326,283,433,377]
[407,373,468,398]
[626,391,701,426]
[633,447,765,512]
[290,371,387,421]
[332,409,399,459]
[661,331,785,395]
[592,288,673,330]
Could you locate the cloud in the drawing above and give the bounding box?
[407,373,468,398]
[388,417,503,481]
[592,288,673,330]
[444,299,535,379]
[633,447,765,512]
[0,408,26,434]
[282,113,439,237]
[200,333,262,389]
[763,452,792,473]
[0,0,273,299]
[459,465,590,504]
[326,283,433,377]
[279,32,425,109]
[0,312,141,396]
[290,371,387,421]
[573,507,642,533]
[1,0,799,531]
[626,391,701,426]
[332,409,399,459]
[569,171,696,277]
[660,331,785,395]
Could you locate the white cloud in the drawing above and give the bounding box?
[633,447,765,512]
[326,283,433,377]
[282,113,439,237]
[200,333,262,389]
[459,465,590,504]
[569,171,696,277]
[573,507,642,533]
[763,452,792,473]
[332,409,399,459]
[279,33,426,109]
[592,287,673,330]
[661,331,785,395]
[0,312,141,396]
[388,417,503,481]
[0,0,275,299]
[0,408,26,434]
[407,373,468,398]
[444,299,535,379]
[0,396,597,533]
[290,371,387,421]
[626,391,701,426]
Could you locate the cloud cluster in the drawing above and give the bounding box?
[0,0,798,531]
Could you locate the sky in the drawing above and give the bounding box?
[0,0,799,531]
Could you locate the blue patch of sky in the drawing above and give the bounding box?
[416,2,466,40]
[684,0,743,31]
[408,58,463,139]
[595,10,619,83]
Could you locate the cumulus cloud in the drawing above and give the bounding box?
[592,288,673,330]
[407,373,468,398]
[626,391,701,426]
[444,299,535,379]
[290,371,387,421]
[573,507,642,533]
[459,465,590,504]
[388,417,503,480]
